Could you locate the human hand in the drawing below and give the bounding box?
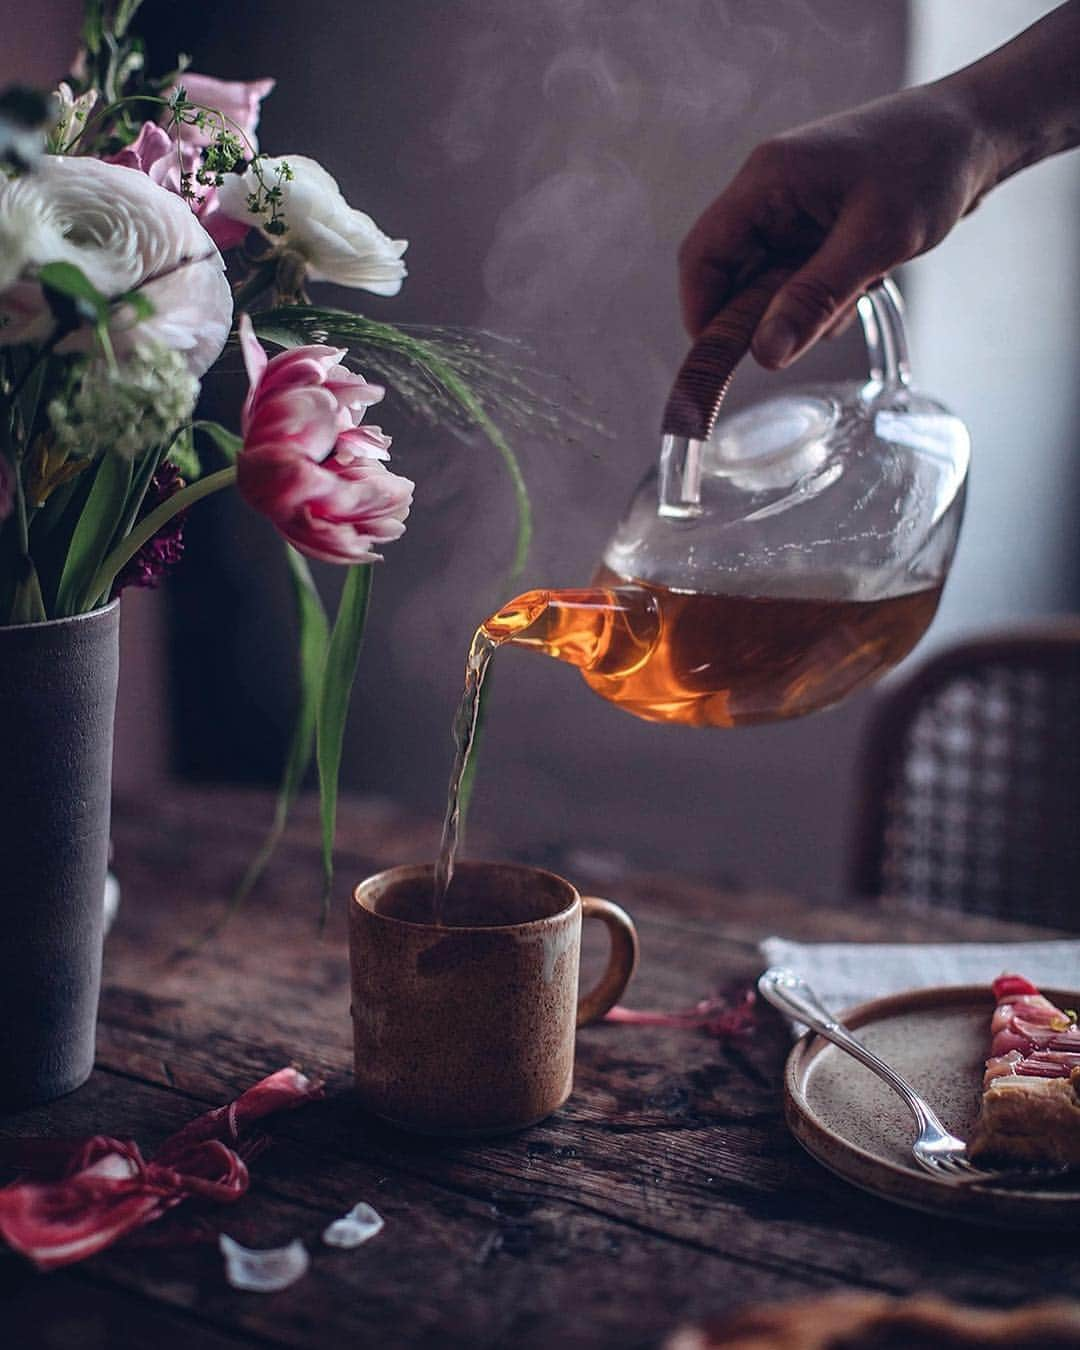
[678,81,997,369]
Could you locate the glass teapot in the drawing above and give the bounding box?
[483,277,970,727]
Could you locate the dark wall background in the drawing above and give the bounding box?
[156,0,911,894]
[12,3,1076,897]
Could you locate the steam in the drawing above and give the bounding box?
[394,0,892,697]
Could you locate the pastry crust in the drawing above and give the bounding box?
[969,1069,1080,1167]
[969,974,1080,1166]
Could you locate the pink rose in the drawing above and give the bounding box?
[111,121,247,251]
[171,74,275,154]
[235,314,413,564]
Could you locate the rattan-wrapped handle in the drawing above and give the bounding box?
[661,267,790,440]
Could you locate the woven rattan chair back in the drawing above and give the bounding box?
[851,620,1080,930]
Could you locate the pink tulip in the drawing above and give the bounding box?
[236,314,413,564]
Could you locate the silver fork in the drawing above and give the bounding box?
[758,967,989,1181]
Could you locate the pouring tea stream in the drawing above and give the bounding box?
[435,277,970,914]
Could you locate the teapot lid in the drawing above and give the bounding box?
[603,278,970,601]
[659,279,911,518]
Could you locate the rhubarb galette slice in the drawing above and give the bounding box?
[969,973,1080,1167]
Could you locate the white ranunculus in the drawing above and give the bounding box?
[216,154,407,295]
[0,156,233,375]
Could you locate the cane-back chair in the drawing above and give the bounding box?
[850,620,1080,930]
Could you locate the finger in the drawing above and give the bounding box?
[678,191,768,338]
[822,303,858,340]
[751,205,892,369]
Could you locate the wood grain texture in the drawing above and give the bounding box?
[3,787,1077,1349]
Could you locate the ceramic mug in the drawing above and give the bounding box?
[349,860,639,1135]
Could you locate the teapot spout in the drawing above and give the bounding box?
[482,585,661,677]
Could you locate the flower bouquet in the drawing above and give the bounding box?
[0,0,540,1106]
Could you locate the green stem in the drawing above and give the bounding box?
[13,463,29,559]
[63,93,171,153]
[88,465,236,605]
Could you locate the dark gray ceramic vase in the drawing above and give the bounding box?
[0,602,119,1111]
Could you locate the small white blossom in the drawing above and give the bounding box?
[217,154,407,295]
[49,346,199,460]
[47,83,98,153]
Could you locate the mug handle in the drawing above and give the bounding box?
[577,897,640,1026]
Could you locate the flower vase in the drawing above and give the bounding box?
[0,602,119,1110]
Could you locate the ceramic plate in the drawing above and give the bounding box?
[784,984,1080,1229]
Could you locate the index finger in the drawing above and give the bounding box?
[677,188,770,337]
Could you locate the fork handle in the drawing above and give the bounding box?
[758,968,951,1138]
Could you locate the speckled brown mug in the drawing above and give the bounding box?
[350,861,638,1136]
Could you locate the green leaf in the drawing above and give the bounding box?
[193,419,243,463]
[226,546,330,919]
[316,564,373,918]
[166,425,201,480]
[82,0,104,53]
[109,443,164,554]
[29,468,97,613]
[8,556,45,625]
[116,290,154,321]
[88,465,236,607]
[55,453,133,616]
[38,261,110,327]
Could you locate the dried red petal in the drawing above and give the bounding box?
[155,1066,323,1162]
[605,990,756,1039]
[0,1066,325,1272]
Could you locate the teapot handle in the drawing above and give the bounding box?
[659,272,909,518]
[658,267,787,518]
[857,277,910,390]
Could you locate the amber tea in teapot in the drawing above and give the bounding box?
[484,570,942,728]
[433,278,969,915]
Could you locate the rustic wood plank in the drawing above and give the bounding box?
[5,1273,273,1350]
[3,787,1077,1350]
[2,1070,836,1350]
[89,973,1080,1310]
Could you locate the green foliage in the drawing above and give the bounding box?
[8,556,45,624]
[225,546,330,923]
[191,418,242,463]
[88,465,236,607]
[245,159,294,236]
[54,451,132,616]
[316,565,372,917]
[38,261,111,331]
[165,425,200,480]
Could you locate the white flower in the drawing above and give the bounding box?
[0,156,232,375]
[47,83,97,152]
[217,154,407,295]
[49,345,200,459]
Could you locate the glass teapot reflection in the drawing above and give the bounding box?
[482,278,969,727]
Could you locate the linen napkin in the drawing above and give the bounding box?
[759,935,1080,1029]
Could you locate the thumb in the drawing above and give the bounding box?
[751,205,895,369]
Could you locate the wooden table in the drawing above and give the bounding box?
[4,787,1078,1348]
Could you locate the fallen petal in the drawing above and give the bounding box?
[157,1066,325,1162]
[220,1234,309,1292]
[322,1202,384,1248]
[605,989,756,1039]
